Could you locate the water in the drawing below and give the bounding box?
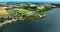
[2,8,60,32]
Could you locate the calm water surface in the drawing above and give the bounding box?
[2,8,60,32]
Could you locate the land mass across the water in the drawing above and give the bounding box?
[0,2,58,24]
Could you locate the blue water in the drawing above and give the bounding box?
[2,8,60,32]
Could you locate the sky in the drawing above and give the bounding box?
[0,0,59,2]
[0,0,60,3]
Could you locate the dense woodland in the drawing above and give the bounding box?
[0,3,57,22]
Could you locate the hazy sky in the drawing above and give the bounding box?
[0,0,60,3]
[0,0,59,2]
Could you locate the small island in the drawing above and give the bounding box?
[0,2,57,32]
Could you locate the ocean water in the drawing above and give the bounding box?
[2,8,60,32]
